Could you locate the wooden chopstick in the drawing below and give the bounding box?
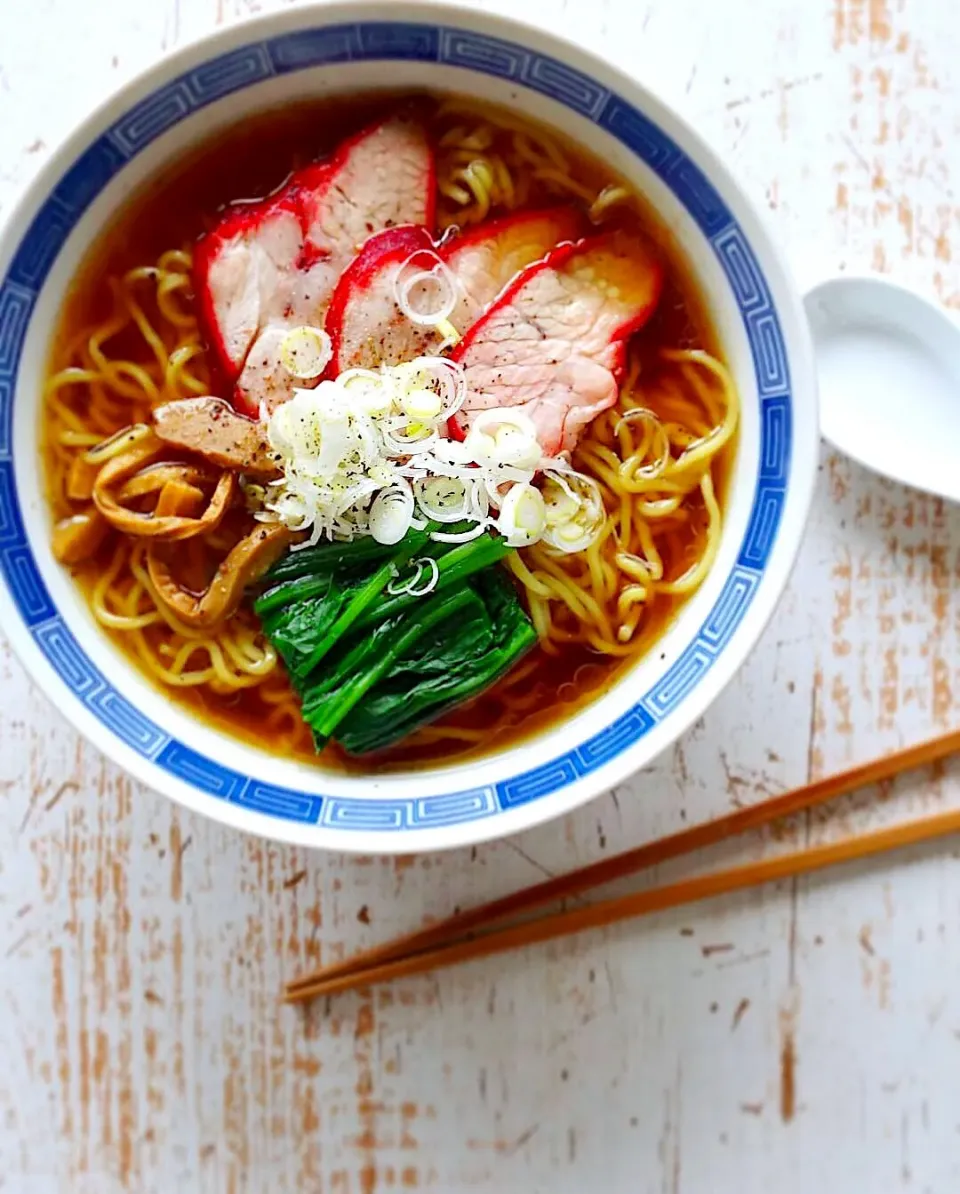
[285,727,960,1000]
[285,800,960,1002]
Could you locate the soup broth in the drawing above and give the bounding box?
[43,92,735,772]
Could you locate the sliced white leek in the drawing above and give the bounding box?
[260,348,602,555]
[394,252,460,328]
[369,484,414,545]
[279,326,332,379]
[496,483,547,548]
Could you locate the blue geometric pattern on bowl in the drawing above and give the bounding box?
[0,22,791,830]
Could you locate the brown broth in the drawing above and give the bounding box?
[44,92,734,773]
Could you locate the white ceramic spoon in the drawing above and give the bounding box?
[804,274,960,501]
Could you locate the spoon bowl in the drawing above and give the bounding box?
[805,274,960,501]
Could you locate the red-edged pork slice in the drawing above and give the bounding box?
[299,115,436,259]
[325,207,582,376]
[195,114,434,416]
[451,233,664,456]
[326,225,440,373]
[444,206,582,329]
[194,191,303,383]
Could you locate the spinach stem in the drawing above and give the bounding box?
[354,534,513,630]
[310,587,477,741]
[299,528,432,674]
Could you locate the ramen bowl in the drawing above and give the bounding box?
[0,2,817,852]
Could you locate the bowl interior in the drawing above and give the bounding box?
[0,10,813,851]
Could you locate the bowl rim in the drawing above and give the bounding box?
[0,0,819,853]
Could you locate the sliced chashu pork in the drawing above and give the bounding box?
[445,206,582,328]
[325,225,439,375]
[326,207,582,374]
[195,190,303,385]
[195,114,435,416]
[450,233,664,456]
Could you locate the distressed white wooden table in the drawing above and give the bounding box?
[2,1,960,1190]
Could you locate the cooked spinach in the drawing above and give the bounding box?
[257,582,345,685]
[304,586,481,745]
[263,535,400,586]
[256,525,434,677]
[337,569,537,755]
[352,531,513,631]
[256,528,536,755]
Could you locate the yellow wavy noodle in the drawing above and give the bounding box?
[433,98,631,228]
[507,348,735,658]
[43,105,737,768]
[43,254,310,740]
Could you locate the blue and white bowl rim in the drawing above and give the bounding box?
[0,15,802,844]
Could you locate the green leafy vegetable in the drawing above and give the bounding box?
[304,586,480,745]
[263,536,400,586]
[337,569,537,754]
[257,525,434,677]
[257,583,345,684]
[353,532,513,631]
[256,528,536,755]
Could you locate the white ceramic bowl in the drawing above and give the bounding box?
[0,2,817,853]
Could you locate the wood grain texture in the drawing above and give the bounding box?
[1,0,959,1190]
